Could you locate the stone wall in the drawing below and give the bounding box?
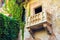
[24,0,60,40]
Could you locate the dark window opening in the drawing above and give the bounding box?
[35,6,42,14]
[22,7,25,22]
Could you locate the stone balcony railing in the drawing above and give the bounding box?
[25,12,52,27]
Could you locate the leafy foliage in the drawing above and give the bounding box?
[0,13,20,40]
[3,0,25,40]
[4,0,24,29]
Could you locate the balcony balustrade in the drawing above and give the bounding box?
[26,12,52,28]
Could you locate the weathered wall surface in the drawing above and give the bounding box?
[43,0,60,40]
[24,0,60,40]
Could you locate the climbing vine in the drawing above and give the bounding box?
[0,13,20,40]
[3,0,25,40]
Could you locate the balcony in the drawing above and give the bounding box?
[26,12,52,28]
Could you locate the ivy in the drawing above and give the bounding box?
[0,13,20,40]
[3,0,25,40]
